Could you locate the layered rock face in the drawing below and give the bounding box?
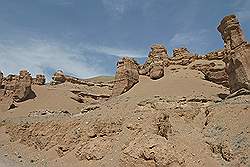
[139,44,168,79]
[171,48,199,66]
[33,74,46,85]
[173,48,192,60]
[218,15,250,93]
[204,49,225,60]
[147,44,169,66]
[189,60,229,87]
[112,57,139,96]
[51,70,114,90]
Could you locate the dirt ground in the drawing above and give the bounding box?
[0,65,249,167]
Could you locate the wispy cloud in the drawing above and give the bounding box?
[81,44,145,58]
[0,39,111,79]
[101,0,133,19]
[234,0,250,22]
[40,0,74,6]
[169,29,210,54]
[0,38,145,80]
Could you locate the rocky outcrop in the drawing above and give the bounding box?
[172,48,192,60]
[71,90,110,104]
[51,70,114,90]
[171,48,199,66]
[156,113,172,139]
[10,70,32,102]
[52,70,66,84]
[139,44,168,80]
[32,74,46,85]
[146,44,169,66]
[0,70,33,111]
[189,60,229,87]
[218,14,250,93]
[112,57,139,96]
[204,49,225,60]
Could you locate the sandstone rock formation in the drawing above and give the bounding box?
[32,74,46,85]
[156,113,172,139]
[12,70,32,102]
[173,48,192,60]
[171,48,199,66]
[204,49,225,60]
[112,57,139,96]
[139,44,168,80]
[189,60,229,87]
[147,44,169,66]
[0,70,33,111]
[52,70,66,84]
[2,70,32,101]
[218,14,250,93]
[149,65,164,80]
[51,70,114,90]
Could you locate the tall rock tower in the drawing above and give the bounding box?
[218,14,250,93]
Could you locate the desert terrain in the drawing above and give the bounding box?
[0,14,249,167]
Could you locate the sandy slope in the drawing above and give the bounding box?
[125,65,228,98]
[0,65,249,167]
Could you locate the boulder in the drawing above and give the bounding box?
[149,65,164,80]
[218,14,250,93]
[112,57,139,96]
[52,70,66,84]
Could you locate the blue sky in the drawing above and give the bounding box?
[0,0,249,79]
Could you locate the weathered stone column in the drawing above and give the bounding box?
[139,44,169,80]
[112,57,139,97]
[218,14,250,93]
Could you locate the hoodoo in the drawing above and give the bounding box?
[218,14,250,93]
[112,57,139,96]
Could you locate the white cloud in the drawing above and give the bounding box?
[0,39,107,80]
[0,38,145,80]
[169,29,209,54]
[81,44,145,58]
[234,0,250,22]
[101,0,132,18]
[237,10,250,22]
